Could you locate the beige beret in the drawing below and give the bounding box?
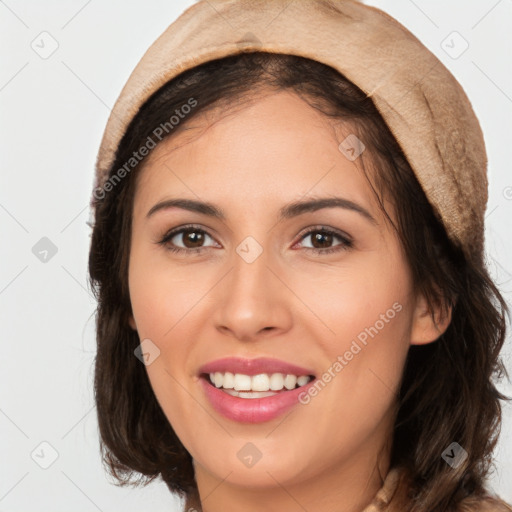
[93,0,487,262]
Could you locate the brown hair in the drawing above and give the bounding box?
[88,52,510,511]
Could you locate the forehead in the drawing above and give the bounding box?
[133,89,391,224]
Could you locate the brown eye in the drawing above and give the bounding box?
[158,225,220,254]
[297,227,353,254]
[179,229,206,248]
[310,231,334,249]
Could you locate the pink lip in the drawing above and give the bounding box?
[198,357,314,376]
[198,357,316,423]
[200,379,316,423]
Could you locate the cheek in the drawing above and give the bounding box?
[291,253,413,431]
[290,250,412,353]
[128,248,214,435]
[128,267,205,448]
[128,246,206,341]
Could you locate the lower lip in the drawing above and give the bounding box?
[200,377,315,423]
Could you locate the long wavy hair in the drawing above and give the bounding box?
[88,52,510,511]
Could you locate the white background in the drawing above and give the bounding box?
[1,0,511,510]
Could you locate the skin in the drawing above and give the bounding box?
[127,89,451,512]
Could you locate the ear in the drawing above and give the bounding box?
[128,313,137,331]
[410,292,452,346]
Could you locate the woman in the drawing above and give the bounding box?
[88,1,511,510]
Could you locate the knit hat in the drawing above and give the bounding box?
[92,0,488,262]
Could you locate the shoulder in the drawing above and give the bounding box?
[454,495,512,512]
[382,466,512,512]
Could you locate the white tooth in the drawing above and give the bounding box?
[223,389,277,398]
[234,373,252,391]
[214,372,223,388]
[297,375,310,387]
[223,372,235,389]
[238,391,277,399]
[269,373,285,391]
[284,374,297,390]
[209,373,215,384]
[251,373,270,391]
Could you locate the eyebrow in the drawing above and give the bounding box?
[280,197,377,225]
[146,196,377,225]
[147,198,225,219]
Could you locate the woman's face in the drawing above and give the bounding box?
[128,90,440,498]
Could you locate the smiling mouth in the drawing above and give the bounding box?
[201,372,315,399]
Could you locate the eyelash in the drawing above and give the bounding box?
[157,224,353,256]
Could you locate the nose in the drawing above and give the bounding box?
[213,248,293,342]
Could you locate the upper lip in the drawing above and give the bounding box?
[199,357,315,377]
